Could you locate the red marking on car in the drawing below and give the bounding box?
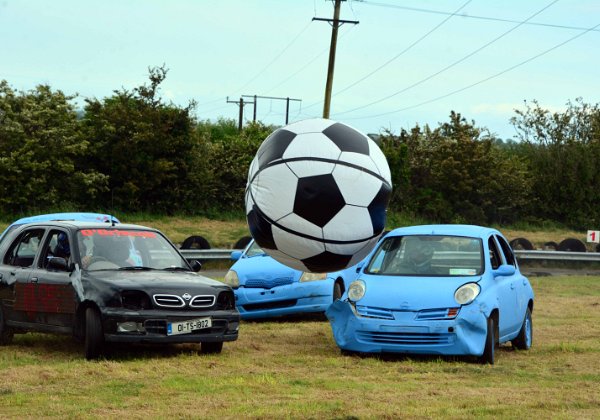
[80,229,156,238]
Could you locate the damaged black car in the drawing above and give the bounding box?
[0,221,239,359]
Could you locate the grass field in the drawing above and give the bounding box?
[0,275,598,418]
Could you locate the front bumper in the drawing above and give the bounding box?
[101,308,240,343]
[326,300,488,356]
[235,280,333,319]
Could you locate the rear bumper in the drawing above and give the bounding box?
[326,300,488,356]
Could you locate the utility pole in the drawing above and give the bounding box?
[313,0,358,119]
[242,95,302,125]
[226,96,255,131]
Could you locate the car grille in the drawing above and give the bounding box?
[355,305,395,320]
[242,299,297,311]
[244,277,294,289]
[356,330,454,346]
[152,294,216,309]
[190,295,216,308]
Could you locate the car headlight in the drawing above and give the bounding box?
[299,272,326,282]
[348,280,366,302]
[454,282,481,305]
[223,270,240,288]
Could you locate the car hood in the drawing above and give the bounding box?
[354,274,481,311]
[83,269,228,293]
[233,255,300,284]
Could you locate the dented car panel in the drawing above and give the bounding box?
[225,240,335,319]
[0,220,239,358]
[326,224,535,362]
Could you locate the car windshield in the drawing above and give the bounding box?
[365,235,483,276]
[245,240,266,257]
[77,228,188,271]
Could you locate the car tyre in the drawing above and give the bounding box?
[479,316,496,365]
[201,341,223,354]
[333,281,343,301]
[512,307,533,350]
[84,307,104,360]
[0,307,13,345]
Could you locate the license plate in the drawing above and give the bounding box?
[167,317,212,336]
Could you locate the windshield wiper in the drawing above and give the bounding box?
[161,266,190,271]
[118,266,155,271]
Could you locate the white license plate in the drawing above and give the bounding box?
[167,317,212,336]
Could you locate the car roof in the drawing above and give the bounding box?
[16,221,153,231]
[9,212,119,225]
[386,224,501,238]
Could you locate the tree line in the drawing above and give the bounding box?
[1,68,599,230]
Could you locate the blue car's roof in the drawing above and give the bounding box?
[0,212,120,242]
[386,224,500,238]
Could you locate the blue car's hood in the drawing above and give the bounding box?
[233,255,300,284]
[355,274,481,311]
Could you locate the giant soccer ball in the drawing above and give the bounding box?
[245,118,392,272]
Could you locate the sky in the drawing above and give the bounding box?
[1,0,598,140]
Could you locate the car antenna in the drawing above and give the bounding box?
[110,189,116,226]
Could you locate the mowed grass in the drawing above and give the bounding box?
[0,276,598,419]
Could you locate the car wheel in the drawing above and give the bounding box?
[333,281,343,301]
[84,307,104,360]
[512,308,533,350]
[0,306,13,345]
[201,341,223,354]
[479,316,496,365]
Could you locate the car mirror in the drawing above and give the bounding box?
[493,264,516,277]
[47,257,69,271]
[231,250,242,261]
[355,263,364,273]
[190,260,202,272]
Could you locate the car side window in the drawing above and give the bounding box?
[3,229,45,267]
[38,230,71,269]
[487,236,502,270]
[496,235,516,267]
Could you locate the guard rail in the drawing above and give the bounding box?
[180,249,600,263]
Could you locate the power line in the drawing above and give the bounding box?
[361,0,600,33]
[344,21,600,121]
[332,0,472,98]
[333,0,559,116]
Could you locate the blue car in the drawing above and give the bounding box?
[0,212,120,246]
[326,225,534,364]
[223,240,342,320]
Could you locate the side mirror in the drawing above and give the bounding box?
[47,257,69,271]
[493,264,516,277]
[231,250,243,261]
[355,263,364,273]
[190,260,202,272]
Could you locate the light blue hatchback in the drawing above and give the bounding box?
[326,225,534,364]
[223,240,340,320]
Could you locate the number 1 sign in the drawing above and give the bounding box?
[587,230,600,243]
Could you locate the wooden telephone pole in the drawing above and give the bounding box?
[313,0,358,119]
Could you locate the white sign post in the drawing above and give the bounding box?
[587,230,600,243]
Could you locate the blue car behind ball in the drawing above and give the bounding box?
[223,240,342,320]
[326,225,534,364]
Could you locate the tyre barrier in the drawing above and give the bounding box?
[543,241,558,250]
[596,243,600,253]
[557,238,587,253]
[180,235,211,250]
[233,236,252,250]
[509,238,534,250]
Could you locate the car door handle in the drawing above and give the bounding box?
[31,277,38,283]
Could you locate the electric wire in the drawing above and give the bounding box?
[343,21,600,120]
[361,0,600,33]
[333,0,559,116]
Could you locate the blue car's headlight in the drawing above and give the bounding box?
[348,280,366,302]
[454,282,480,305]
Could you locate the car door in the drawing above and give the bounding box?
[488,235,520,339]
[28,229,78,328]
[0,228,46,325]
[496,234,527,333]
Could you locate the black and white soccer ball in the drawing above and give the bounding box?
[246,118,392,273]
